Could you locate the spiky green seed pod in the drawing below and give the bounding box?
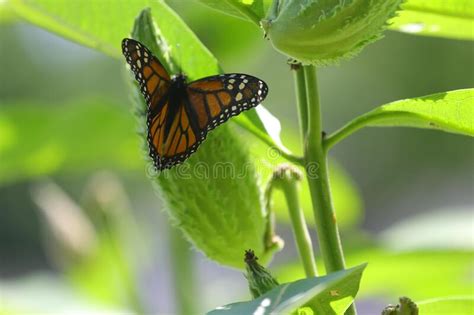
[127,8,282,269]
[153,126,281,269]
[244,249,280,298]
[262,0,404,65]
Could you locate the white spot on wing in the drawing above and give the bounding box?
[236,92,243,101]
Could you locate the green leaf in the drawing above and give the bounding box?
[365,89,474,134]
[277,249,474,300]
[207,264,366,315]
[233,106,299,163]
[3,0,266,57]
[131,3,219,82]
[5,0,157,58]
[194,0,272,25]
[418,297,474,315]
[326,89,474,149]
[0,100,141,185]
[304,264,366,315]
[0,1,17,24]
[168,1,261,59]
[390,0,474,40]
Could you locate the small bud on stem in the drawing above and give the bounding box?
[244,249,279,299]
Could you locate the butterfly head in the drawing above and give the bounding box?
[171,73,187,88]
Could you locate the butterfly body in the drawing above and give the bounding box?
[155,74,194,140]
[122,38,268,170]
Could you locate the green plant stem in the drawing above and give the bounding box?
[169,227,197,315]
[302,65,345,272]
[224,0,261,26]
[263,181,277,250]
[293,66,309,141]
[255,134,304,165]
[299,65,357,315]
[274,147,304,165]
[279,176,318,277]
[324,112,392,151]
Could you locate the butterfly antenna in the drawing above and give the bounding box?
[176,43,183,76]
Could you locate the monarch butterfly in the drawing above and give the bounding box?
[122,38,269,171]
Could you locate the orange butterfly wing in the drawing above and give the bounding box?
[122,38,170,112]
[147,99,198,169]
[186,73,268,134]
[122,38,185,170]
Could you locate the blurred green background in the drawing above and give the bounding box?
[0,1,473,314]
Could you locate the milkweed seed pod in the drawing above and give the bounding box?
[262,0,404,65]
[152,125,282,269]
[128,8,283,269]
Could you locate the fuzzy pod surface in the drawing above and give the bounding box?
[127,8,281,269]
[263,0,404,65]
[153,126,275,269]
